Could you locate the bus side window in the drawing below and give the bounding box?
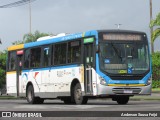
[43,47,50,67]
[54,44,59,65]
[30,48,41,68]
[54,43,67,65]
[52,45,54,65]
[68,41,81,63]
[8,51,16,71]
[24,49,30,68]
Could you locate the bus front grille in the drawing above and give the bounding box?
[112,88,141,94]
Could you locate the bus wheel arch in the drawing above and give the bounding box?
[26,82,33,96]
[70,79,79,102]
[26,82,44,104]
[70,79,88,104]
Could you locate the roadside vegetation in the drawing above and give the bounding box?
[152,52,160,88]
[0,51,6,89]
[150,12,160,89]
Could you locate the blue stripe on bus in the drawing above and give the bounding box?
[24,30,98,48]
[22,64,79,72]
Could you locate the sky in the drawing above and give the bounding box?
[0,0,160,51]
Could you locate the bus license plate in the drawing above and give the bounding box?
[124,90,133,94]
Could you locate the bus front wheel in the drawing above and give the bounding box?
[115,96,129,105]
[73,83,88,105]
[61,97,74,104]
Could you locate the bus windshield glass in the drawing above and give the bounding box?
[99,34,150,75]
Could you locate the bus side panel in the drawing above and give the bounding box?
[22,66,84,98]
[92,68,97,96]
[50,66,84,93]
[22,70,42,94]
[19,74,26,96]
[40,69,50,92]
[6,72,17,95]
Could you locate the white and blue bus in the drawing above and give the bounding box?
[6,30,152,104]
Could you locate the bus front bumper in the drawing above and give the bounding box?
[97,84,152,96]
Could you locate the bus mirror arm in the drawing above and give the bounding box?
[96,45,99,53]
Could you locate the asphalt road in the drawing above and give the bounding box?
[0,99,160,120]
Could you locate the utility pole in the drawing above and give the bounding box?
[150,0,154,53]
[29,0,32,34]
[0,38,2,44]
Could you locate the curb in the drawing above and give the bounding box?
[152,91,160,93]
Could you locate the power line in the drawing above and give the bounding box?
[0,0,37,34]
[0,0,36,8]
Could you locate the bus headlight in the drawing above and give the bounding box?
[146,77,152,85]
[99,76,107,86]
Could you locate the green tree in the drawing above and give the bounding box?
[0,51,7,88]
[12,31,49,45]
[12,40,24,45]
[23,30,49,43]
[152,52,160,88]
[150,12,160,43]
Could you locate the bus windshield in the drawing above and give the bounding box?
[99,41,150,75]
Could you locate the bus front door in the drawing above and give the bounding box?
[84,43,94,94]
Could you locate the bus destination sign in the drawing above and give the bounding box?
[103,34,142,41]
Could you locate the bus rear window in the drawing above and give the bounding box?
[8,51,16,71]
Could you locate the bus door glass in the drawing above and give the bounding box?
[83,37,94,94]
[16,50,23,96]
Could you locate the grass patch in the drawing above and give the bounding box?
[0,96,17,99]
[0,95,26,99]
[152,88,160,92]
[131,95,160,101]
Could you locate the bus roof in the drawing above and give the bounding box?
[7,29,147,50]
[24,30,98,48]
[97,29,146,34]
[8,44,24,51]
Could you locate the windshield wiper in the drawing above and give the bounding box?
[111,43,122,61]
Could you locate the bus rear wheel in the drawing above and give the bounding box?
[73,83,88,105]
[26,85,44,104]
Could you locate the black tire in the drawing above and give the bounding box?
[73,83,88,105]
[37,98,44,104]
[26,85,35,104]
[26,85,44,104]
[116,96,129,105]
[63,97,73,104]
